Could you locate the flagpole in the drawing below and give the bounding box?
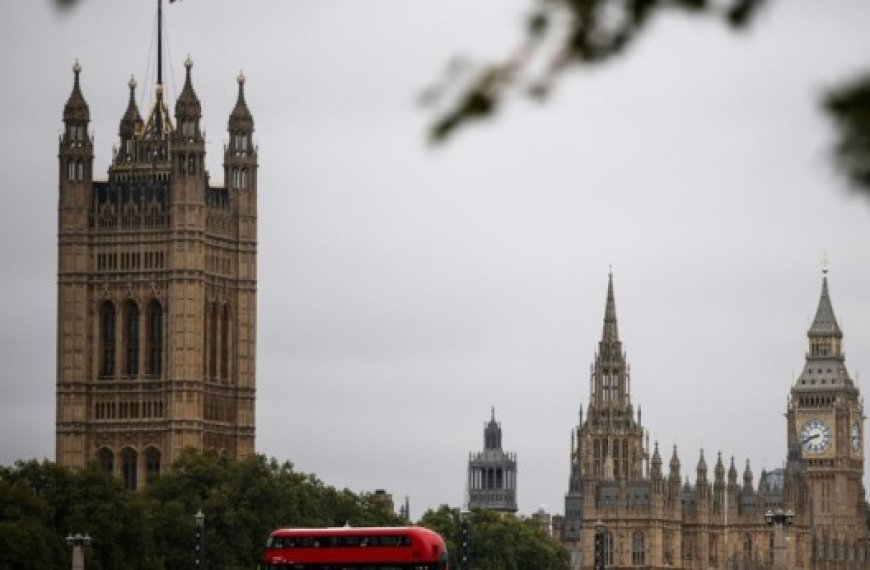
[157,0,163,86]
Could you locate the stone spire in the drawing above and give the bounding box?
[484,406,502,450]
[174,56,202,129]
[63,60,90,123]
[714,451,725,484]
[651,441,662,480]
[119,76,143,140]
[743,459,753,491]
[728,456,738,488]
[669,446,681,482]
[229,70,254,134]
[696,449,708,484]
[602,270,619,344]
[590,272,630,408]
[794,267,853,390]
[809,270,842,339]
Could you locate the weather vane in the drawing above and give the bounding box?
[821,250,830,276]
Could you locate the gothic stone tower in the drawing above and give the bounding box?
[787,270,870,562]
[56,58,257,488]
[467,408,518,513]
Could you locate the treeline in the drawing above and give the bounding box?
[0,452,569,569]
[420,505,570,570]
[0,452,402,569]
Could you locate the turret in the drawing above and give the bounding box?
[728,456,738,489]
[59,60,94,232]
[116,76,143,163]
[696,449,708,484]
[224,71,257,192]
[742,459,753,492]
[60,60,93,186]
[714,452,725,485]
[484,407,502,450]
[171,57,205,185]
[669,445,681,482]
[651,441,662,480]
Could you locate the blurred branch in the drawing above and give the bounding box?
[424,0,768,143]
[825,75,870,198]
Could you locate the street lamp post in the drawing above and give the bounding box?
[593,520,605,570]
[194,509,206,569]
[765,508,794,570]
[459,509,471,570]
[65,533,92,570]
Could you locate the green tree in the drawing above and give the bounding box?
[0,460,156,570]
[418,505,569,569]
[145,451,404,569]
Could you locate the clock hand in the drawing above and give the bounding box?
[801,434,819,444]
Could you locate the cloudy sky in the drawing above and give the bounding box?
[2,0,870,520]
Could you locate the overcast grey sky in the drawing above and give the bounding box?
[2,0,870,520]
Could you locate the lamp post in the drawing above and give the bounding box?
[194,509,206,569]
[65,533,92,570]
[765,508,794,570]
[459,509,471,570]
[593,520,605,570]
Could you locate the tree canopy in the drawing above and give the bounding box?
[419,505,570,570]
[0,452,403,569]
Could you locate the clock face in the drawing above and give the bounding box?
[852,423,862,452]
[800,419,832,453]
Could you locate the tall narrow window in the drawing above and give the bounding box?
[97,448,114,474]
[743,533,753,562]
[147,300,163,375]
[663,530,674,565]
[220,305,230,381]
[145,447,161,483]
[100,301,116,377]
[208,303,218,379]
[632,531,646,566]
[124,300,139,377]
[121,448,137,490]
[603,531,614,565]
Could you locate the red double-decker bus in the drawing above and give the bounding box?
[261,526,449,570]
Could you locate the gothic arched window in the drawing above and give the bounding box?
[632,531,646,566]
[121,447,137,490]
[100,301,116,377]
[97,447,114,474]
[124,300,139,377]
[145,447,161,483]
[146,300,163,375]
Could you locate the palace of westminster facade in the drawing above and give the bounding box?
[55,25,869,570]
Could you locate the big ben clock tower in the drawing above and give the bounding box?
[787,266,867,547]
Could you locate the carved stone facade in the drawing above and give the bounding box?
[562,272,870,569]
[56,58,257,488]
